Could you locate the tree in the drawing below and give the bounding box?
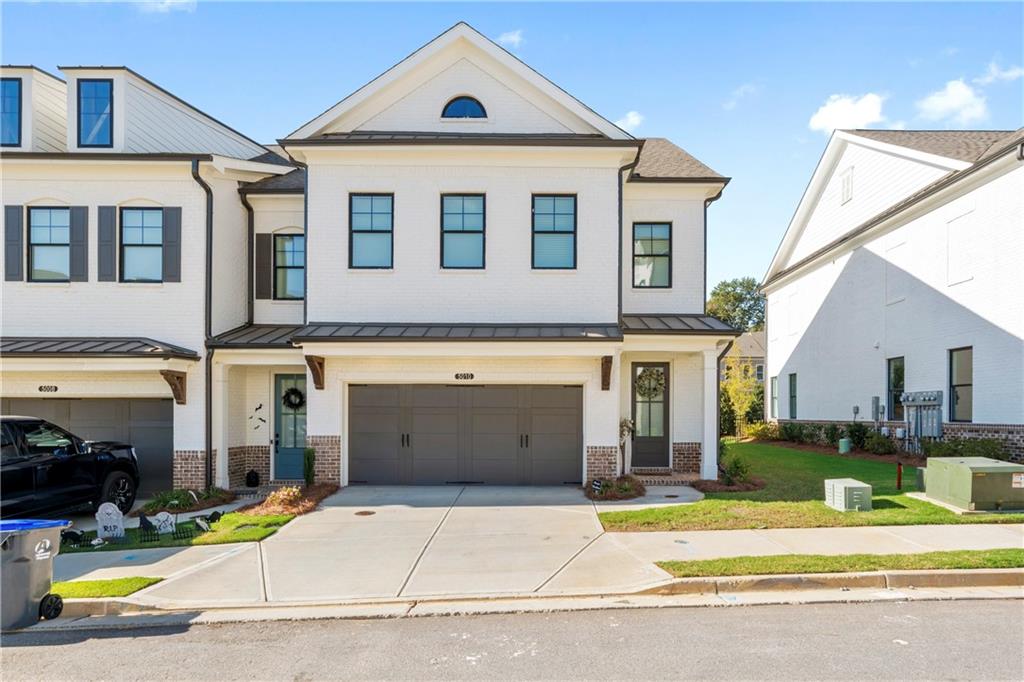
[721,346,762,435]
[706,277,765,331]
[719,387,737,437]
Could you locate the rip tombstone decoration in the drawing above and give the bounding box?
[95,502,125,539]
[153,511,176,535]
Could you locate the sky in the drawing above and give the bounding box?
[2,2,1022,289]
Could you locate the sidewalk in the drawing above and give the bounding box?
[54,522,1024,610]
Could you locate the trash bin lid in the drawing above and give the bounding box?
[0,519,71,533]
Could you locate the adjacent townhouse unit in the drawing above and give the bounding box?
[762,128,1024,459]
[2,23,737,495]
[721,331,765,382]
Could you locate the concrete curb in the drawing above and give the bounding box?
[55,568,1024,618]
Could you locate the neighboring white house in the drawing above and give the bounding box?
[762,128,1024,458]
[2,23,736,493]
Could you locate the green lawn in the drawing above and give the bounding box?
[600,442,1024,531]
[61,512,294,553]
[658,548,1024,578]
[52,577,163,598]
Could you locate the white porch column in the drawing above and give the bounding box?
[701,348,720,480]
[212,358,229,489]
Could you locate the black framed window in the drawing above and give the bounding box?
[949,347,973,422]
[274,234,305,299]
[633,222,671,287]
[349,194,393,268]
[441,194,484,269]
[788,373,797,419]
[887,357,905,420]
[121,208,163,282]
[770,376,778,418]
[28,207,70,282]
[532,195,576,269]
[756,364,764,382]
[442,96,486,118]
[78,78,113,148]
[1,78,21,147]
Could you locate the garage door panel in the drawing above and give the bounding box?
[352,385,402,407]
[352,408,401,434]
[411,409,459,434]
[470,411,518,434]
[529,386,581,409]
[410,386,459,407]
[469,386,520,408]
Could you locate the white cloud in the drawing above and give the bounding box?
[497,30,524,49]
[722,83,760,111]
[887,120,908,131]
[614,110,644,133]
[136,0,197,12]
[916,79,988,125]
[973,61,1024,85]
[808,93,887,134]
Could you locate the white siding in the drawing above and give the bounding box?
[251,195,305,325]
[31,72,67,152]
[786,142,950,266]
[621,183,706,314]
[210,175,249,335]
[766,163,1024,424]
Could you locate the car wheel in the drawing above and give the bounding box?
[99,471,137,514]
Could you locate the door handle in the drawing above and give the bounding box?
[406,434,411,448]
[274,433,280,448]
[525,434,529,448]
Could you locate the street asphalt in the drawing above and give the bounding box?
[3,600,1021,681]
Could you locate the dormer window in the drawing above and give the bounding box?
[442,96,486,119]
[1,78,21,147]
[78,79,113,148]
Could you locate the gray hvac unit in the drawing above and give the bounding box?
[824,478,873,512]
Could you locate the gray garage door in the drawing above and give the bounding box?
[349,385,582,485]
[1,398,173,495]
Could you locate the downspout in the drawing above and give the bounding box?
[703,185,726,314]
[302,167,309,325]
[617,144,642,325]
[191,159,215,489]
[239,192,254,325]
[715,339,735,477]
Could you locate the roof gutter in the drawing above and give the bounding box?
[617,145,643,325]
[190,159,216,489]
[703,184,728,314]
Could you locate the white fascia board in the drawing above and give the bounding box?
[621,335,736,353]
[288,23,629,140]
[212,349,305,366]
[285,144,636,169]
[836,130,971,171]
[208,154,294,176]
[298,341,622,358]
[0,357,197,373]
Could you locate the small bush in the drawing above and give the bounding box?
[586,475,646,501]
[248,483,339,516]
[303,448,316,486]
[823,423,844,447]
[746,421,779,441]
[721,452,751,486]
[779,422,806,443]
[923,438,1009,461]
[141,487,234,515]
[720,390,737,436]
[846,422,870,450]
[865,431,897,455]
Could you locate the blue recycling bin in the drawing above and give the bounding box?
[1,519,70,630]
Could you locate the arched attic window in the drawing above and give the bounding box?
[442,96,487,119]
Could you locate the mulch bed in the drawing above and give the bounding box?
[691,477,766,493]
[130,490,237,517]
[585,475,647,501]
[749,439,926,467]
[239,483,339,516]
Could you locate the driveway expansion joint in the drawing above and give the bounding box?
[396,486,466,598]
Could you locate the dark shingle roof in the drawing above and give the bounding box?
[240,168,305,194]
[843,129,1015,163]
[248,150,294,167]
[209,324,303,348]
[0,337,198,359]
[620,314,739,335]
[295,323,622,342]
[631,138,727,182]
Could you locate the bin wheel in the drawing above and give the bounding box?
[39,594,63,620]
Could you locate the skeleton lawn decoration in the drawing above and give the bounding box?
[95,502,125,539]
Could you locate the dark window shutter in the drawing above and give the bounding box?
[255,233,272,299]
[97,206,117,281]
[162,207,182,283]
[4,205,23,281]
[69,206,89,282]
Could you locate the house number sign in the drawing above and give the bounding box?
[38,385,58,393]
[454,373,475,380]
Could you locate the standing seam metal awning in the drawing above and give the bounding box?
[0,337,199,359]
[620,314,738,335]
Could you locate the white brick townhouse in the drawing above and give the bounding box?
[2,23,736,492]
[762,129,1024,458]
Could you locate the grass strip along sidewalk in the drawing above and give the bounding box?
[658,548,1024,578]
[61,513,293,553]
[600,442,1024,531]
[52,577,163,598]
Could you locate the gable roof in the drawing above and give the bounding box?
[843,129,1014,163]
[288,23,630,141]
[631,138,728,182]
[733,331,766,357]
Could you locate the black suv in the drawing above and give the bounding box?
[1,416,140,518]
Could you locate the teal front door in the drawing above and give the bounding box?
[274,374,307,480]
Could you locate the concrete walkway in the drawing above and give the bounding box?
[51,486,1024,609]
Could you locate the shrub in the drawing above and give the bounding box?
[846,422,870,450]
[721,451,751,486]
[264,486,304,509]
[779,422,806,443]
[744,390,765,426]
[586,475,646,501]
[865,431,897,455]
[303,447,316,486]
[141,487,234,514]
[720,390,737,436]
[823,423,844,447]
[922,438,1009,461]
[746,421,779,441]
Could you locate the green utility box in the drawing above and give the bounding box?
[923,457,1024,511]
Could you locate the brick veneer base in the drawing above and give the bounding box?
[228,446,271,489]
[173,450,213,490]
[778,419,1024,462]
[586,446,619,480]
[672,442,702,474]
[307,435,342,484]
